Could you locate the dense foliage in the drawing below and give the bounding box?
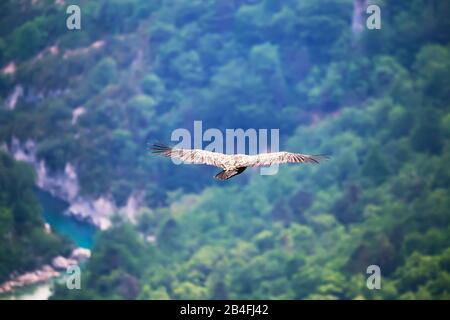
[1,0,449,299]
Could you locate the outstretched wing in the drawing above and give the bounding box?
[241,152,328,167]
[151,143,230,168]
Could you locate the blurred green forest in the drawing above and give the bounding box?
[1,0,450,299]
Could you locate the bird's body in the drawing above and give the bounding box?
[151,143,328,180]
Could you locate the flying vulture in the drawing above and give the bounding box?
[151,143,328,180]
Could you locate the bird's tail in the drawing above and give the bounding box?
[214,167,247,180]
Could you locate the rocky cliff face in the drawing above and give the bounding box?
[6,85,23,110]
[6,137,145,230]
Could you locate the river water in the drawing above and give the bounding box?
[35,189,96,249]
[2,190,96,300]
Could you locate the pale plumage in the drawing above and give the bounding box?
[151,143,328,180]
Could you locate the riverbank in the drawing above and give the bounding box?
[0,190,95,299]
[0,266,58,296]
[0,248,91,296]
[7,282,54,300]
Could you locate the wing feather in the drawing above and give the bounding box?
[241,152,328,167]
[151,143,230,168]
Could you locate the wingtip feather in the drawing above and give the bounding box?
[150,142,172,155]
[310,154,330,163]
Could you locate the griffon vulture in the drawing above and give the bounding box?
[151,143,328,180]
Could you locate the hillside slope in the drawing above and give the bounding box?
[0,0,449,299]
